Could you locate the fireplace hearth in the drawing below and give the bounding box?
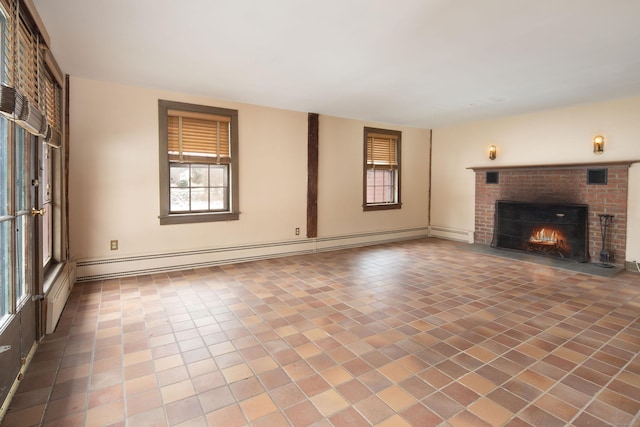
[472,162,635,267]
[492,200,588,262]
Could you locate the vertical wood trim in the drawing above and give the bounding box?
[44,50,63,87]
[427,129,433,226]
[307,113,319,238]
[64,74,69,259]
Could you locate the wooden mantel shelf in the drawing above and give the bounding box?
[467,160,640,172]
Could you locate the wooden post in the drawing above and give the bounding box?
[307,113,319,238]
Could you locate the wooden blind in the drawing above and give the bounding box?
[167,109,231,164]
[0,0,58,138]
[367,132,398,169]
[16,16,37,103]
[44,68,61,146]
[44,70,60,128]
[0,0,14,85]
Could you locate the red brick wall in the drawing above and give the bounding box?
[475,166,628,265]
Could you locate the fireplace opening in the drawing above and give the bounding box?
[527,227,571,257]
[493,200,588,262]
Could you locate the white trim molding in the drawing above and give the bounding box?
[0,342,38,422]
[45,262,76,334]
[75,227,430,282]
[429,226,474,244]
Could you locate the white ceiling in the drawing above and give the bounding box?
[33,0,640,128]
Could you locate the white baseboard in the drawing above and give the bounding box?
[0,342,38,423]
[46,262,76,334]
[75,227,430,282]
[429,226,474,243]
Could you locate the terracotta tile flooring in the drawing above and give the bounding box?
[2,238,640,426]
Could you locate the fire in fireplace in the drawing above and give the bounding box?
[527,227,571,257]
[493,200,588,262]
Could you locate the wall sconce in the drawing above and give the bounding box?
[593,135,604,154]
[489,145,497,160]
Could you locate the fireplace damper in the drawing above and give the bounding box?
[492,200,588,262]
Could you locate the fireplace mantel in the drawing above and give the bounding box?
[472,162,631,266]
[468,160,640,172]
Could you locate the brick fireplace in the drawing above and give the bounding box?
[471,162,635,266]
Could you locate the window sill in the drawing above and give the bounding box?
[160,211,240,225]
[363,203,402,212]
[43,262,65,295]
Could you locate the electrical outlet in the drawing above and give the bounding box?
[110,240,118,250]
[295,228,300,235]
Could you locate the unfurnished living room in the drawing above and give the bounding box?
[0,1,639,426]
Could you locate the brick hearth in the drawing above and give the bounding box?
[472,162,631,265]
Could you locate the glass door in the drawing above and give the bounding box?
[0,123,40,405]
[15,126,39,349]
[15,127,33,313]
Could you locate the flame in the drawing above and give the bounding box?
[529,228,558,243]
[526,226,571,256]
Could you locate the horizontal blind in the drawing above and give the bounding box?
[44,68,61,146]
[16,16,37,104]
[167,109,231,164]
[0,0,13,85]
[0,0,56,138]
[367,133,397,169]
[44,70,60,128]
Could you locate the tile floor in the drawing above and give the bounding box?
[2,238,640,426]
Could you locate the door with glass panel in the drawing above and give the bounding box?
[0,121,39,405]
[0,0,64,410]
[15,127,38,333]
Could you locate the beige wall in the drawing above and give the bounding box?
[431,96,640,261]
[69,77,431,279]
[317,116,430,237]
[71,76,639,276]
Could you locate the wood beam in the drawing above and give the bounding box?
[307,113,319,238]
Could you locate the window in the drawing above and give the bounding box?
[0,115,8,322]
[0,118,36,327]
[0,9,8,322]
[42,67,63,273]
[41,135,52,265]
[0,0,67,330]
[14,126,31,308]
[363,127,401,211]
[159,100,239,225]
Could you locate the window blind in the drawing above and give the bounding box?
[44,68,61,147]
[167,109,231,164]
[367,133,397,169]
[1,0,14,85]
[16,16,36,104]
[0,0,56,138]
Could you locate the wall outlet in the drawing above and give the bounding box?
[110,240,118,250]
[295,228,300,235]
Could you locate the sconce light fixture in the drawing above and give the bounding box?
[593,135,604,154]
[489,145,497,160]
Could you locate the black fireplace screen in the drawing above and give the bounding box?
[492,200,588,262]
